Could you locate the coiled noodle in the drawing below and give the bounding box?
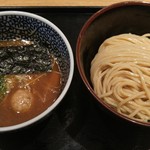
[91,33,150,123]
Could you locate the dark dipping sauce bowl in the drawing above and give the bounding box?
[0,11,74,132]
[76,1,150,127]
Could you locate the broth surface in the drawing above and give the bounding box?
[0,62,62,127]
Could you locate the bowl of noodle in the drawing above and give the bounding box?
[76,1,150,126]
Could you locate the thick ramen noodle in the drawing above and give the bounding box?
[91,33,150,123]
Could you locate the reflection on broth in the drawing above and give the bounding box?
[0,39,34,47]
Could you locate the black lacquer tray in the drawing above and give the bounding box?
[0,7,150,150]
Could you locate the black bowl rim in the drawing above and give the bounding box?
[76,1,150,127]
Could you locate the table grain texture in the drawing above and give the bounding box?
[0,0,150,6]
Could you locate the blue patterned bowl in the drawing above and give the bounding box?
[0,11,74,132]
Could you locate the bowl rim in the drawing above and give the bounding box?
[0,10,74,132]
[76,1,150,127]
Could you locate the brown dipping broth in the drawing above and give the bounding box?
[0,39,62,127]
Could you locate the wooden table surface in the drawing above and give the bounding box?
[1,0,150,7]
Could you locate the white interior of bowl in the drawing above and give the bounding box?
[0,11,74,132]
